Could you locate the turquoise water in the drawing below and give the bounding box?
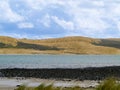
[0,55,120,68]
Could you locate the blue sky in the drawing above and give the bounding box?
[0,0,120,39]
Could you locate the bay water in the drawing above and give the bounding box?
[0,55,120,69]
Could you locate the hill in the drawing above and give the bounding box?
[0,36,120,54]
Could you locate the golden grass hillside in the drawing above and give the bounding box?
[0,36,120,54]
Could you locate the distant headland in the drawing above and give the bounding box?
[0,36,120,54]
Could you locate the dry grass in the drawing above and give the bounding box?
[0,36,120,54]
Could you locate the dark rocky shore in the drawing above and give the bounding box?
[0,66,120,80]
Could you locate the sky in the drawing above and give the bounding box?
[0,0,120,39]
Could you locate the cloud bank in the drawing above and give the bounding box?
[0,0,120,38]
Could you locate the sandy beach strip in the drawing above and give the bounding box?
[0,78,99,89]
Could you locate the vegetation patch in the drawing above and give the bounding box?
[16,78,120,90]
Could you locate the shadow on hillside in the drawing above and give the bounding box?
[16,42,60,50]
[0,42,13,48]
[0,42,6,48]
[0,42,60,51]
[92,39,120,49]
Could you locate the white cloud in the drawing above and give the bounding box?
[0,0,24,22]
[70,8,109,32]
[40,14,51,28]
[116,21,120,32]
[24,0,45,10]
[75,17,108,31]
[52,16,74,30]
[64,2,108,31]
[24,0,67,10]
[1,0,120,38]
[109,3,120,17]
[18,22,34,29]
[92,1,104,7]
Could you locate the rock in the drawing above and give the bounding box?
[0,72,4,77]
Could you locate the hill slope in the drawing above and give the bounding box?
[0,36,120,54]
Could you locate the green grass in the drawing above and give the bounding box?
[16,78,120,90]
[15,85,26,90]
[96,78,120,90]
[16,84,83,90]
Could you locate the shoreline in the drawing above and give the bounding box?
[0,66,120,89]
[0,54,120,55]
[0,78,99,90]
[0,66,120,80]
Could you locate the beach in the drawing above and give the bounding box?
[0,78,99,90]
